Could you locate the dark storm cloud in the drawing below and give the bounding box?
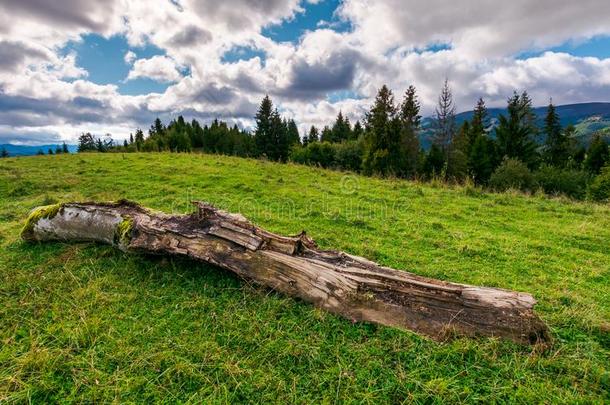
[71,96,105,109]
[0,0,118,32]
[169,25,212,47]
[0,93,108,124]
[281,50,360,100]
[0,41,49,73]
[190,83,236,105]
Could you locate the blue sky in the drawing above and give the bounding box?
[1,0,610,144]
[62,34,173,95]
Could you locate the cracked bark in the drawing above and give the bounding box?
[21,200,550,344]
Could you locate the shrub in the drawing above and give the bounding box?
[334,140,363,172]
[588,165,610,202]
[489,158,536,192]
[534,165,590,200]
[289,142,336,168]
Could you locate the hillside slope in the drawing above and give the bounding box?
[0,153,609,403]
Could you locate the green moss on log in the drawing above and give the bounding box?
[116,217,134,247]
[21,203,63,240]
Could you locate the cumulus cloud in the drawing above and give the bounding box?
[124,51,136,64]
[339,0,610,58]
[126,56,183,83]
[0,41,50,73]
[2,0,610,144]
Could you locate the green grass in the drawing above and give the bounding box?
[0,153,609,403]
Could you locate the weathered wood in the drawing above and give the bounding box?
[21,200,550,344]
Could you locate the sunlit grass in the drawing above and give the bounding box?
[0,153,608,403]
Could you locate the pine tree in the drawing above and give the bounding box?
[134,128,144,143]
[400,85,421,129]
[287,119,300,146]
[363,85,400,176]
[584,133,609,174]
[330,111,351,142]
[462,98,496,183]
[62,142,69,154]
[423,144,445,178]
[543,100,568,167]
[518,91,539,138]
[123,139,129,148]
[433,79,457,165]
[321,126,332,142]
[469,134,496,184]
[469,98,488,151]
[254,95,274,159]
[308,126,319,143]
[190,119,205,148]
[398,85,421,178]
[495,92,538,168]
[0,147,8,158]
[352,121,364,140]
[77,132,96,152]
[150,118,165,137]
[272,109,288,161]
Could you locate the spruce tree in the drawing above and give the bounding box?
[468,98,488,151]
[0,147,8,158]
[398,85,421,178]
[308,126,319,143]
[352,121,364,140]
[469,135,496,184]
[584,133,609,174]
[62,142,69,153]
[423,144,445,178]
[55,145,62,154]
[271,109,288,161]
[254,95,274,158]
[433,79,457,166]
[331,111,351,142]
[321,126,332,142]
[400,85,421,129]
[495,92,538,168]
[134,128,144,143]
[543,100,569,167]
[363,85,400,176]
[287,119,300,146]
[463,98,496,183]
[77,132,96,152]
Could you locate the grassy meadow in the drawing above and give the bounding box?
[0,152,609,403]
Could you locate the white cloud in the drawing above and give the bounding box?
[338,0,610,58]
[2,0,610,144]
[124,51,136,64]
[126,56,182,83]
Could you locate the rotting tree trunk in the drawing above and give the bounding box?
[21,200,550,344]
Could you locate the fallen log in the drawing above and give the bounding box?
[21,200,550,344]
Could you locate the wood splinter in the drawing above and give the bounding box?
[21,200,550,344]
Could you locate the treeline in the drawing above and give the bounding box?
[78,82,610,201]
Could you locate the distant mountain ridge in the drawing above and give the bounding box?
[420,102,610,149]
[0,144,77,156]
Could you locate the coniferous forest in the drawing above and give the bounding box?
[73,82,610,201]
